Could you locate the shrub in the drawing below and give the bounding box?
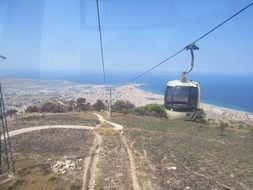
[6,109,18,117]
[133,104,167,118]
[25,106,39,113]
[194,108,207,123]
[112,100,135,113]
[47,174,58,182]
[92,100,106,111]
[70,183,81,190]
[76,98,93,112]
[76,97,86,108]
[146,104,167,118]
[84,103,92,111]
[40,102,67,113]
[7,179,26,190]
[133,107,147,115]
[217,121,228,136]
[68,100,76,111]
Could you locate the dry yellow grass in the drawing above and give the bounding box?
[0,159,81,190]
[94,127,117,136]
[94,121,118,136]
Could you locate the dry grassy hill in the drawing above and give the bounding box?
[0,112,252,190]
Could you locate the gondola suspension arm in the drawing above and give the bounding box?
[181,43,199,81]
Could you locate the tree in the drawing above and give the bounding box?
[76,98,86,106]
[40,102,66,113]
[68,100,76,111]
[25,106,39,113]
[112,100,135,113]
[40,102,54,112]
[92,100,106,111]
[6,109,18,117]
[76,97,88,111]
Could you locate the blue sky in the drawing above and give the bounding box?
[0,0,253,75]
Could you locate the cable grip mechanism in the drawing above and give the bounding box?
[181,43,199,82]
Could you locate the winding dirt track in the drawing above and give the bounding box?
[2,113,141,190]
[121,134,140,190]
[2,125,95,140]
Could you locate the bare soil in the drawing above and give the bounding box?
[7,112,99,131]
[11,128,94,160]
[93,131,133,190]
[1,127,95,190]
[112,114,253,190]
[1,112,253,190]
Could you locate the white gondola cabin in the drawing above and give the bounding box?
[164,79,200,120]
[164,43,200,120]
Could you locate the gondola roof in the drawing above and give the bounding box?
[166,79,198,87]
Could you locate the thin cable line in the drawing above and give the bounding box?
[128,48,185,83]
[96,0,106,83]
[128,2,253,83]
[192,2,253,44]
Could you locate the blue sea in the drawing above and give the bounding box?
[5,71,253,113]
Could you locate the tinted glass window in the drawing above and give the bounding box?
[173,87,188,104]
[165,86,198,110]
[165,86,173,104]
[189,87,198,106]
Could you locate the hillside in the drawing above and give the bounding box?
[0,112,252,190]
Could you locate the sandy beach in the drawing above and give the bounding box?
[2,76,253,125]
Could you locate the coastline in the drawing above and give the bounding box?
[130,84,253,125]
[1,76,253,125]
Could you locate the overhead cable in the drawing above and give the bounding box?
[96,0,106,83]
[128,2,253,83]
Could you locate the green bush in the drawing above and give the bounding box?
[133,104,167,118]
[146,104,167,118]
[47,174,58,182]
[112,100,135,113]
[25,105,39,113]
[67,100,76,111]
[92,99,106,111]
[194,108,207,123]
[70,183,81,190]
[75,98,92,111]
[40,102,67,113]
[6,109,18,117]
[133,107,147,115]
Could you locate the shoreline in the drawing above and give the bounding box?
[136,85,253,125]
[200,102,252,115]
[138,84,252,114]
[1,76,253,125]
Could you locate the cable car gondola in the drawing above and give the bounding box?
[164,44,200,120]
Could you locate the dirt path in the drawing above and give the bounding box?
[84,113,140,190]
[2,113,141,190]
[81,132,102,190]
[87,133,102,189]
[121,135,140,190]
[80,113,103,190]
[99,117,140,190]
[2,125,95,140]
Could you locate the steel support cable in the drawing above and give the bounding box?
[128,2,253,83]
[96,0,106,83]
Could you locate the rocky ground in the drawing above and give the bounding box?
[1,112,253,190]
[93,132,133,189]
